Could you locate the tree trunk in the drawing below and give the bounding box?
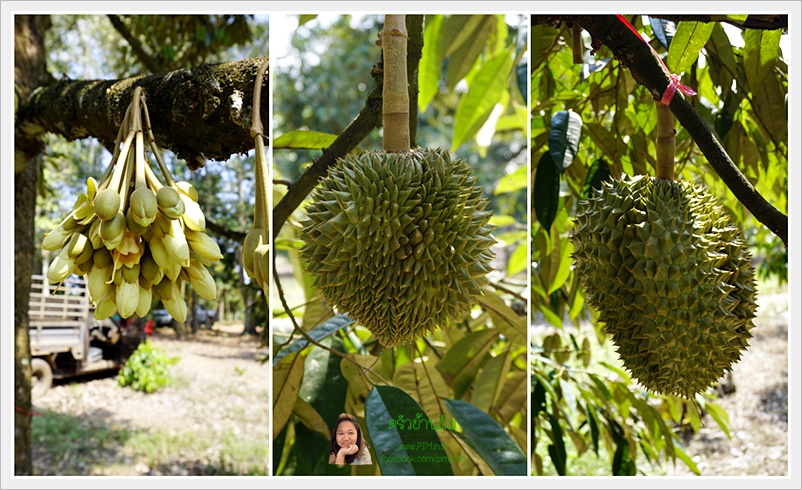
[14,14,52,476]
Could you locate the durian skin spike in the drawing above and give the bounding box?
[300,148,496,348]
[571,174,758,398]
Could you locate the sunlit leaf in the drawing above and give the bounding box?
[292,397,330,440]
[476,292,525,346]
[494,164,528,195]
[548,110,582,172]
[273,130,338,150]
[298,15,318,28]
[436,328,499,398]
[273,352,305,439]
[667,21,715,74]
[419,14,443,111]
[273,315,354,365]
[446,15,493,89]
[743,28,782,92]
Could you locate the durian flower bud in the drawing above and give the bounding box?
[121,263,141,283]
[149,235,172,271]
[116,279,140,318]
[163,285,187,324]
[100,211,126,249]
[126,208,149,236]
[130,187,158,227]
[93,286,117,320]
[66,233,89,259]
[87,264,112,300]
[92,247,113,269]
[94,188,121,221]
[189,264,217,300]
[136,285,152,318]
[43,226,71,251]
[179,194,206,232]
[164,219,190,267]
[140,250,163,285]
[47,253,75,284]
[156,186,185,220]
[241,227,264,279]
[252,242,270,291]
[186,229,223,263]
[88,218,103,249]
[154,276,174,301]
[174,181,198,202]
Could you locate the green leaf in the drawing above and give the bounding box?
[298,15,318,28]
[548,110,582,172]
[667,21,715,74]
[272,352,305,439]
[547,240,573,295]
[533,152,560,234]
[547,413,566,475]
[298,336,348,431]
[585,403,600,455]
[494,164,528,195]
[440,15,484,58]
[648,16,676,50]
[674,444,701,475]
[488,215,517,227]
[419,15,443,111]
[470,350,509,412]
[451,46,514,151]
[507,242,527,277]
[273,315,354,365]
[743,28,782,92]
[436,328,500,398]
[538,303,563,329]
[494,371,527,425]
[293,397,331,440]
[274,130,338,150]
[704,401,731,438]
[583,158,611,197]
[612,439,637,475]
[444,398,526,476]
[476,292,526,346]
[365,386,453,476]
[393,361,453,419]
[446,15,494,89]
[727,14,749,24]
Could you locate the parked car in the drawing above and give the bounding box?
[152,306,216,329]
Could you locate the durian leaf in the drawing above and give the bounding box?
[611,438,637,475]
[727,14,749,23]
[754,71,788,144]
[301,295,334,332]
[538,303,563,329]
[703,401,731,438]
[440,15,484,58]
[393,361,453,419]
[419,14,443,111]
[292,397,330,440]
[451,45,515,152]
[648,16,676,50]
[667,396,684,424]
[743,28,782,92]
[273,352,305,439]
[470,349,509,412]
[516,62,527,100]
[494,163,528,195]
[365,386,453,476]
[666,21,715,74]
[436,328,500,399]
[446,15,494,90]
[493,370,527,425]
[444,398,527,476]
[584,403,600,455]
[298,336,348,433]
[673,444,701,475]
[507,242,527,277]
[476,292,526,346]
[533,152,560,234]
[583,158,611,198]
[599,361,632,383]
[548,110,582,172]
[547,240,573,295]
[273,130,338,150]
[532,370,559,404]
[547,413,567,475]
[297,14,317,27]
[685,399,701,433]
[273,315,354,365]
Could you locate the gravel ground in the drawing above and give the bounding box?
[31,323,269,476]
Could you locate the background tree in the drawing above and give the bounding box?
[529,14,787,475]
[272,14,529,476]
[13,14,268,474]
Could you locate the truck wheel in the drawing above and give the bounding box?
[31,358,53,396]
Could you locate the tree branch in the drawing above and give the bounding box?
[107,15,162,74]
[531,14,788,31]
[407,15,424,148]
[206,218,247,242]
[534,15,788,247]
[271,69,383,239]
[16,56,268,170]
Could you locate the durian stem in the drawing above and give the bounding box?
[382,14,410,153]
[250,58,270,231]
[655,101,675,181]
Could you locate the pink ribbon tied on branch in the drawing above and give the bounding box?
[614,14,697,106]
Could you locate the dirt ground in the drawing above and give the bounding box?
[665,285,789,476]
[31,323,269,476]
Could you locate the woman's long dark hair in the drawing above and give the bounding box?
[329,413,366,464]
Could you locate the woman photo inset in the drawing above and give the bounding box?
[329,413,372,466]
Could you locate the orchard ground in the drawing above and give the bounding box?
[30,322,269,476]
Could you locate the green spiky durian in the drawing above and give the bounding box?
[571,174,758,398]
[300,148,496,348]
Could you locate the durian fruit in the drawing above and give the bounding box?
[570,174,758,398]
[299,148,496,348]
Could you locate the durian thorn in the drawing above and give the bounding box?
[655,101,675,181]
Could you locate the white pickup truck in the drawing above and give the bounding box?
[28,274,140,395]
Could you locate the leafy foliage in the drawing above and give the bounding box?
[273,14,527,476]
[530,15,787,475]
[118,340,180,393]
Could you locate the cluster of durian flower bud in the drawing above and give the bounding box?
[43,87,222,323]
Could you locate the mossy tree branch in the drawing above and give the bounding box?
[532,15,788,247]
[16,56,268,171]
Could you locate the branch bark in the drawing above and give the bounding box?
[16,56,268,170]
[534,15,789,247]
